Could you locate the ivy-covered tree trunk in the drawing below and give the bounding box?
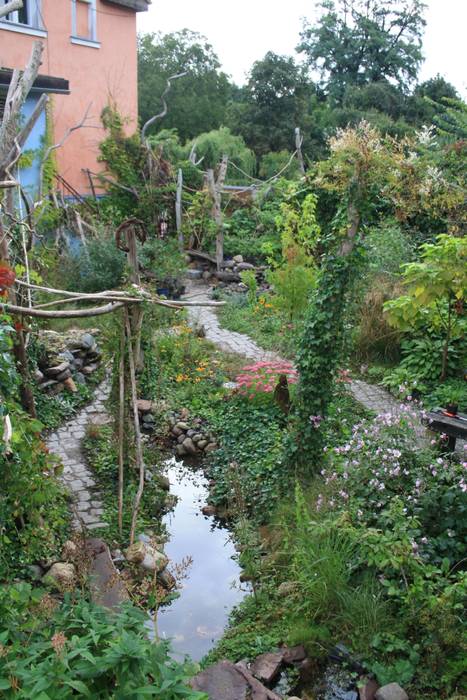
[292,203,360,467]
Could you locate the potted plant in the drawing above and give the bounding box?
[443,387,465,416]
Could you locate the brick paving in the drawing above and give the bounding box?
[46,379,110,531]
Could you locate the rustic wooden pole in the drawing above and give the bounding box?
[117,323,126,535]
[207,155,228,271]
[125,308,145,546]
[295,127,306,176]
[124,226,145,370]
[175,167,183,252]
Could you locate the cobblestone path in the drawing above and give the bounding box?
[46,379,110,531]
[185,283,281,362]
[184,281,466,450]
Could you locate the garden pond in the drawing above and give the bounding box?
[157,458,244,661]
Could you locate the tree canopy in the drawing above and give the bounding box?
[297,0,427,103]
[138,29,231,141]
[229,52,313,157]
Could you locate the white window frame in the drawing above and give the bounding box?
[71,0,98,44]
[0,0,42,29]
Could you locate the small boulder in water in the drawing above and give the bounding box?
[125,541,168,573]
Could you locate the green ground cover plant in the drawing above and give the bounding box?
[0,317,70,580]
[0,584,206,699]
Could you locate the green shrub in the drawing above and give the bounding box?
[266,253,316,322]
[60,234,126,293]
[239,270,257,306]
[0,584,206,699]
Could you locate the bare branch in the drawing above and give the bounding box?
[0,41,44,176]
[141,72,187,141]
[126,308,145,546]
[1,301,126,319]
[38,103,98,198]
[0,0,23,19]
[85,169,139,198]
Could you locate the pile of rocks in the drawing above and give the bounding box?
[36,330,102,395]
[191,645,409,700]
[136,399,157,434]
[28,539,80,591]
[186,253,267,289]
[168,414,218,457]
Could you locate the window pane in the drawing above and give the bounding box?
[76,1,89,37]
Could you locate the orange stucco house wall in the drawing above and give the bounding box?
[0,0,150,195]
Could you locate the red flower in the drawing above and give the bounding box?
[0,263,15,295]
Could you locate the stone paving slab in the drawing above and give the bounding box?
[46,379,110,532]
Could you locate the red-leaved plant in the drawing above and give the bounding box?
[235,361,298,398]
[0,263,16,297]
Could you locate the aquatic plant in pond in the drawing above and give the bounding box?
[235,361,297,398]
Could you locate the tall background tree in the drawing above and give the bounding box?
[298,0,427,104]
[228,52,313,158]
[138,29,231,141]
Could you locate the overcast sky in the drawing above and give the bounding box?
[137,0,466,96]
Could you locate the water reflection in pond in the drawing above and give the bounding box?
[157,458,244,662]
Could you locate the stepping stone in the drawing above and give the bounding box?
[86,538,128,609]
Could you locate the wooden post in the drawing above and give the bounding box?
[175,168,183,252]
[124,225,144,370]
[207,155,228,271]
[117,323,125,534]
[295,127,306,176]
[125,308,145,546]
[75,211,89,259]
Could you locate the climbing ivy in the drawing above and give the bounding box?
[291,243,361,464]
[289,121,463,467]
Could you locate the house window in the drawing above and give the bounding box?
[71,0,97,42]
[0,0,42,28]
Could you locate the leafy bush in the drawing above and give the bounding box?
[381,334,464,398]
[204,395,287,519]
[139,236,185,283]
[0,319,69,578]
[60,234,126,293]
[425,379,466,411]
[258,150,301,180]
[0,584,206,698]
[266,250,316,322]
[319,409,467,581]
[364,222,415,276]
[185,127,255,181]
[34,383,93,430]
